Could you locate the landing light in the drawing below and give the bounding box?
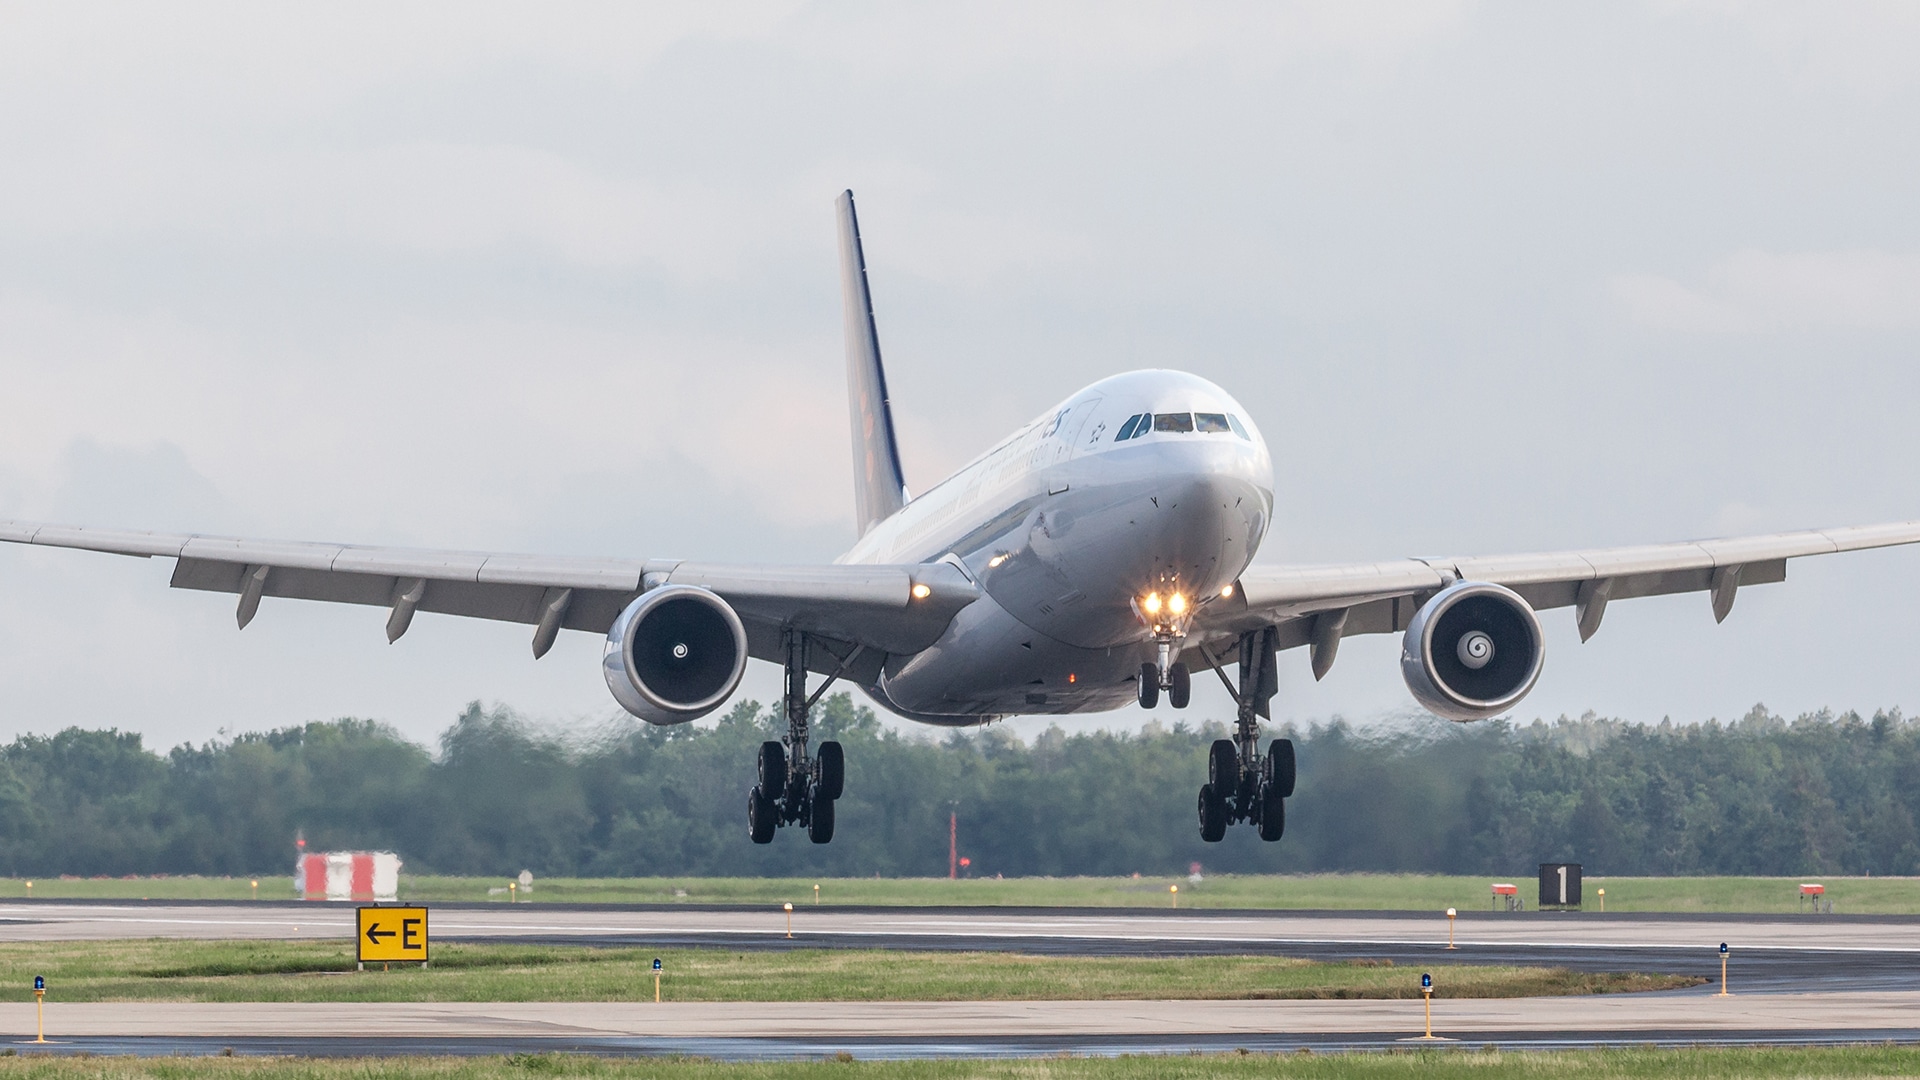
[1220,584,1234,599]
[1168,593,1187,615]
[987,553,1009,569]
[1143,593,1163,615]
[911,583,932,600]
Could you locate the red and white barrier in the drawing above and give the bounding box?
[296,851,402,901]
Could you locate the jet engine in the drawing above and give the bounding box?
[602,585,749,725]
[1400,581,1545,722]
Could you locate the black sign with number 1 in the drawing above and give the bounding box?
[1538,863,1582,908]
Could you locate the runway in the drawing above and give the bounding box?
[4,994,1920,1059]
[5,899,1917,952]
[2,901,1918,1057]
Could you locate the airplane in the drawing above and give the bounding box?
[5,190,1919,846]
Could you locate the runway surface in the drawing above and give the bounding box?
[3,901,1918,1057]
[5,994,1920,1059]
[5,899,1918,951]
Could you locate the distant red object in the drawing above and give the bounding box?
[297,852,400,901]
[959,857,971,868]
[1491,883,1518,895]
[1800,884,1825,896]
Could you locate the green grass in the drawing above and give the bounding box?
[0,1047,1919,1077]
[0,873,1910,914]
[0,940,1695,1003]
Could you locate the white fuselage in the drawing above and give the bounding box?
[841,370,1274,722]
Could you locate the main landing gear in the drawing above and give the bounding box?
[1193,627,1294,843]
[748,631,849,845]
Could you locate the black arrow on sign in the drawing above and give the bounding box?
[365,923,395,945]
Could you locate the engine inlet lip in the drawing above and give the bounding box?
[619,584,749,718]
[1417,581,1545,716]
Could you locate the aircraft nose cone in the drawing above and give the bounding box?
[1143,473,1265,594]
[986,430,1273,651]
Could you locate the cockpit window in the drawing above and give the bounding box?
[1117,411,1253,439]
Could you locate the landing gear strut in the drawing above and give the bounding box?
[748,631,853,845]
[1137,634,1192,710]
[1195,628,1293,843]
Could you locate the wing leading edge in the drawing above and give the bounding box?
[0,520,976,683]
[1203,521,1920,671]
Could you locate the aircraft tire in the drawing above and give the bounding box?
[1267,737,1297,799]
[817,741,845,801]
[748,786,777,844]
[1257,782,1285,842]
[808,789,835,844]
[1198,783,1227,843]
[1168,663,1191,709]
[757,741,787,802]
[1208,738,1238,790]
[1137,663,1160,709]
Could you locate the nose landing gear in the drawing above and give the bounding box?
[1193,628,1293,843]
[748,631,854,845]
[1137,636,1192,710]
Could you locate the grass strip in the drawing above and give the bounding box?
[0,873,1905,914]
[0,1046,1918,1077]
[0,941,1697,1003]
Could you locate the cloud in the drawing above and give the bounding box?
[1651,1,1920,95]
[0,294,853,546]
[792,1,1474,82]
[1611,249,1920,333]
[0,4,804,109]
[0,142,782,279]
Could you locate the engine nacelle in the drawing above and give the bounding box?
[1400,580,1545,722]
[602,585,748,725]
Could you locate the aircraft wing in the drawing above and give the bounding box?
[0,520,977,681]
[1201,521,1920,672]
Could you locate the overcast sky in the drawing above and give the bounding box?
[2,2,1918,750]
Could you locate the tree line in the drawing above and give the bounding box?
[0,696,1912,879]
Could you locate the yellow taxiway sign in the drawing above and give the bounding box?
[357,906,429,963]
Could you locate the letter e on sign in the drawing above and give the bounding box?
[358,906,430,963]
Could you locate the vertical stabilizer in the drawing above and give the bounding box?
[836,190,909,535]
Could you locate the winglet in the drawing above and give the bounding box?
[836,190,908,536]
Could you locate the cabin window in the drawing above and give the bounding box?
[1195,413,1230,433]
[1227,415,1250,440]
[1153,412,1194,433]
[1115,413,1145,441]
